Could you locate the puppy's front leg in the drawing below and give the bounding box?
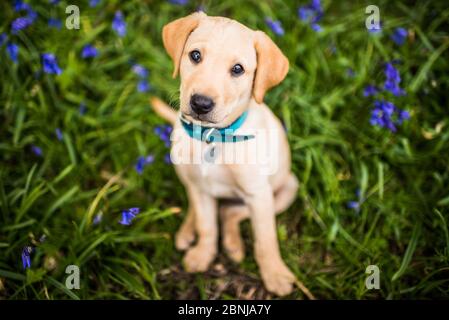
[183,184,218,272]
[247,184,296,296]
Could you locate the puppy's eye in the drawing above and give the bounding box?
[189,50,201,63]
[231,64,244,76]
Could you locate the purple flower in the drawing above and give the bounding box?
[93,212,103,225]
[391,27,407,46]
[89,0,101,7]
[0,33,7,46]
[154,125,172,147]
[7,43,19,64]
[21,246,33,269]
[298,0,323,31]
[132,64,149,78]
[112,11,126,37]
[137,80,151,93]
[135,155,155,175]
[119,207,140,225]
[55,128,63,141]
[81,44,98,58]
[31,145,43,157]
[265,18,284,36]
[79,103,87,115]
[369,100,409,132]
[42,53,62,75]
[168,0,189,5]
[347,189,364,213]
[383,62,405,96]
[363,85,379,97]
[48,18,62,29]
[164,153,172,164]
[11,16,34,34]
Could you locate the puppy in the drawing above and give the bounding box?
[151,12,299,296]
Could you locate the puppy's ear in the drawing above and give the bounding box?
[253,31,289,104]
[162,12,205,78]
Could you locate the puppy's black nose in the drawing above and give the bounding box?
[190,94,215,115]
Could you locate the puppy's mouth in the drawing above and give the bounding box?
[181,112,220,127]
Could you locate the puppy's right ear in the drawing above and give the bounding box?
[162,12,205,78]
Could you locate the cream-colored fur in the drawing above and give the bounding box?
[150,12,299,296]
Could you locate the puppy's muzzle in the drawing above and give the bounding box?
[190,94,215,115]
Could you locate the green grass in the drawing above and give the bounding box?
[1,0,449,299]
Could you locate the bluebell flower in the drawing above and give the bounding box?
[11,16,34,34]
[119,207,140,225]
[112,11,126,37]
[383,62,405,96]
[164,153,172,164]
[93,212,103,225]
[135,154,155,175]
[132,64,149,78]
[81,44,98,58]
[168,0,189,5]
[137,80,151,93]
[55,128,63,141]
[347,189,364,213]
[298,0,323,31]
[0,33,7,46]
[363,85,379,97]
[13,0,31,12]
[48,18,62,29]
[31,145,43,157]
[369,100,409,132]
[391,27,407,45]
[89,0,101,7]
[79,103,87,115]
[6,43,19,63]
[49,0,60,4]
[154,125,172,147]
[265,18,284,36]
[42,53,62,75]
[21,246,33,269]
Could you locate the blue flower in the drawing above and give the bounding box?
[48,18,62,29]
[265,18,284,36]
[391,27,407,46]
[93,212,103,225]
[6,43,19,64]
[369,100,409,132]
[363,85,379,97]
[164,153,172,164]
[55,128,63,141]
[11,16,34,34]
[79,103,87,115]
[135,155,155,175]
[81,44,98,58]
[89,0,101,7]
[31,145,43,157]
[112,11,126,37]
[298,0,323,32]
[49,0,61,4]
[0,33,7,46]
[154,125,172,147]
[132,64,149,78]
[119,207,140,225]
[137,80,151,93]
[397,110,410,124]
[347,189,364,213]
[383,62,405,96]
[168,0,189,5]
[42,53,62,75]
[21,246,33,269]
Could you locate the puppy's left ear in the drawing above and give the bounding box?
[162,12,206,78]
[253,31,289,104]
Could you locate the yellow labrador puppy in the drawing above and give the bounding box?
[151,11,299,296]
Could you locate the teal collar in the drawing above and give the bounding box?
[180,111,255,143]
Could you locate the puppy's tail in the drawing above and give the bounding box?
[149,96,177,125]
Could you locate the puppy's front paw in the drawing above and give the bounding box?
[175,228,195,251]
[223,232,245,263]
[183,245,216,272]
[260,261,296,296]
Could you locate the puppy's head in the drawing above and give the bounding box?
[163,12,288,128]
